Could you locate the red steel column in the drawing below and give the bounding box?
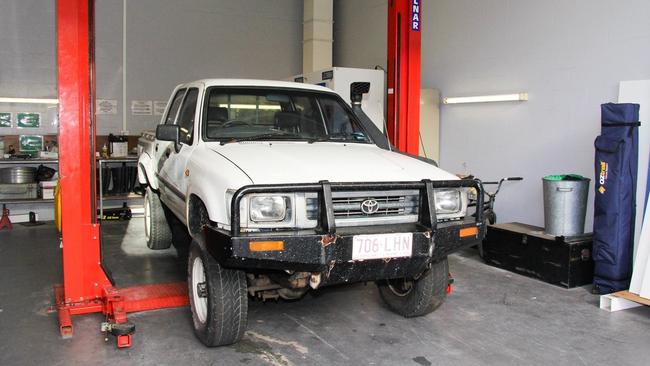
[387,0,421,155]
[57,0,111,303]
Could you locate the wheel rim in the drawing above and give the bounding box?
[192,257,208,324]
[144,194,151,241]
[387,278,414,297]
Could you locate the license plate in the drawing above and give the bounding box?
[352,233,413,260]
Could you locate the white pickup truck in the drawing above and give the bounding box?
[137,79,485,346]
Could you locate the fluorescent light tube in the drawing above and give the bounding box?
[0,97,59,104]
[218,104,281,110]
[443,93,528,104]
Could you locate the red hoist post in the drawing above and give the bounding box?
[387,0,422,155]
[54,0,188,348]
[386,1,453,289]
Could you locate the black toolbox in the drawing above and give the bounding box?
[482,222,594,288]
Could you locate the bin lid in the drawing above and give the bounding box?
[543,174,588,181]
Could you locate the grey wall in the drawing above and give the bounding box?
[426,0,650,229]
[0,0,58,135]
[334,0,650,230]
[333,0,387,70]
[1,0,303,136]
[97,0,303,135]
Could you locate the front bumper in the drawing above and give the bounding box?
[203,179,485,286]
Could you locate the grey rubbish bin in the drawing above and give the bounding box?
[542,174,590,236]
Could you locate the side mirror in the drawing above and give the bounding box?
[156,124,180,151]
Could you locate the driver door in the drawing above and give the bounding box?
[157,85,201,221]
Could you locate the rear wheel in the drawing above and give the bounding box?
[144,187,172,250]
[377,257,449,317]
[188,241,248,346]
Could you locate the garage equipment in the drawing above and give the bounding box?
[475,177,523,225]
[592,103,641,294]
[482,223,594,288]
[0,166,37,184]
[291,67,386,132]
[0,183,38,200]
[53,0,423,348]
[53,0,188,348]
[542,174,590,236]
[387,0,421,154]
[0,204,11,230]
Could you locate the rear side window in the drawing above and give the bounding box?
[164,88,186,124]
[177,88,199,145]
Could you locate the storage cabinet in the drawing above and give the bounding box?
[482,222,594,288]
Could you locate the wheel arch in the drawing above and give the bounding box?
[138,153,158,190]
[187,194,209,236]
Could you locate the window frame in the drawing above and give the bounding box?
[200,86,373,144]
[176,87,199,146]
[163,88,187,125]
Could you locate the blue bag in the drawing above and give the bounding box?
[592,103,640,294]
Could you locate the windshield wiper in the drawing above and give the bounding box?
[220,132,299,145]
[306,136,332,143]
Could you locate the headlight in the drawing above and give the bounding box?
[434,189,461,214]
[249,195,288,222]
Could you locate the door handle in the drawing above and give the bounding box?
[155,143,159,152]
[164,149,171,158]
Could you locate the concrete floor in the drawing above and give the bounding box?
[1,219,649,366]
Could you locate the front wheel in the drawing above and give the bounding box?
[376,257,449,317]
[144,187,172,250]
[188,241,248,346]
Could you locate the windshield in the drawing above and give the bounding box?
[202,87,372,144]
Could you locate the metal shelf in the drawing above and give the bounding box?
[102,193,143,200]
[98,157,138,163]
[0,156,139,166]
[0,198,54,204]
[1,194,142,205]
[0,159,59,165]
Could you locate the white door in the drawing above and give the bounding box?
[155,87,186,210]
[158,85,201,221]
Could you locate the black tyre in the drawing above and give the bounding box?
[377,257,449,317]
[188,241,248,346]
[144,187,173,249]
[485,210,497,225]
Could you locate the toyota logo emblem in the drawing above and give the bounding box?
[360,199,379,215]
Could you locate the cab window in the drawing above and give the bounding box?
[164,88,186,125]
[177,88,199,145]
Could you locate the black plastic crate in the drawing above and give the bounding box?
[482,222,594,288]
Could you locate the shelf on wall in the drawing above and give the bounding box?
[102,193,143,200]
[0,159,59,165]
[0,198,55,204]
[1,194,142,205]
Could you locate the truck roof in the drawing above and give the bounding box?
[183,78,334,93]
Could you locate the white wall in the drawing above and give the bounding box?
[0,0,304,136]
[96,0,303,135]
[426,0,650,229]
[333,0,387,70]
[334,0,650,230]
[0,1,58,135]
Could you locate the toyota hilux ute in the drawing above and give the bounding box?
[137,79,485,346]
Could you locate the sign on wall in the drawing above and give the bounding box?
[96,99,118,115]
[19,135,44,152]
[0,113,11,127]
[16,113,41,128]
[131,100,153,115]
